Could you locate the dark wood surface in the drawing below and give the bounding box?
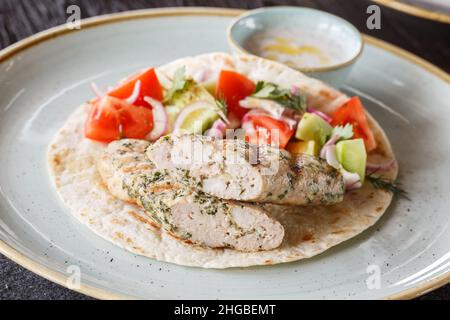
[0,0,449,300]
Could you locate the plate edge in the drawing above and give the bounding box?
[372,0,450,24]
[0,6,448,300]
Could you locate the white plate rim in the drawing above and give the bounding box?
[0,7,449,300]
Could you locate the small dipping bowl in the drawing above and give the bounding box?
[228,7,363,87]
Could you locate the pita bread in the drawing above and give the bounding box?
[48,53,397,268]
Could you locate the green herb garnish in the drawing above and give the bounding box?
[366,174,410,200]
[164,66,194,103]
[252,81,306,113]
[183,232,192,239]
[332,124,354,140]
[215,97,228,116]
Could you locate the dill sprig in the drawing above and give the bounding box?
[214,97,229,124]
[215,96,228,116]
[366,174,410,200]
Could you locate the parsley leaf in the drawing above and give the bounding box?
[332,124,354,140]
[251,81,306,113]
[164,66,194,103]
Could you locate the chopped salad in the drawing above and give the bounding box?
[85,67,389,191]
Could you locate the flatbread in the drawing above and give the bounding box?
[47,53,397,268]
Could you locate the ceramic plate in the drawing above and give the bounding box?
[0,8,449,300]
[373,0,450,23]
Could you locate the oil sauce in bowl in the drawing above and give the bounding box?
[229,7,364,85]
[244,29,351,70]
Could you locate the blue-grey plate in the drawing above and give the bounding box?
[373,0,450,24]
[0,8,449,299]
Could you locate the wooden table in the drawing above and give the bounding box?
[0,0,448,300]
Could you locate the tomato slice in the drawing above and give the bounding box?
[85,98,121,142]
[215,70,256,119]
[331,96,377,152]
[244,114,294,149]
[85,96,153,143]
[108,68,163,107]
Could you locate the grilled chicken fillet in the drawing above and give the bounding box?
[97,139,284,251]
[147,134,345,206]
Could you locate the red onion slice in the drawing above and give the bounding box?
[90,82,105,98]
[205,128,224,139]
[241,119,255,132]
[241,114,257,141]
[144,97,168,141]
[125,80,141,105]
[240,97,283,118]
[205,119,227,139]
[93,97,107,120]
[320,134,340,158]
[192,68,212,83]
[366,160,396,173]
[307,107,332,123]
[240,97,298,130]
[342,169,362,190]
[212,119,226,132]
[291,85,301,96]
[241,108,269,123]
[325,145,340,169]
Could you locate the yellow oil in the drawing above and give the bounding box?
[260,37,330,67]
